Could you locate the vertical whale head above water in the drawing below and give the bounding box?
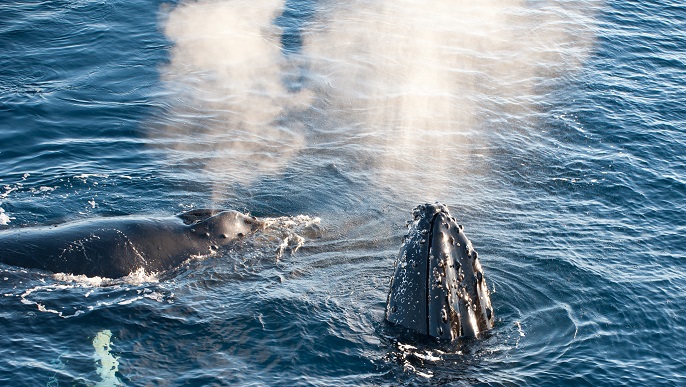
[386,203,494,340]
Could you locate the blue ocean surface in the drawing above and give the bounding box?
[1,0,684,385]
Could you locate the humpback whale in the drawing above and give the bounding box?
[0,209,262,278]
[386,203,494,340]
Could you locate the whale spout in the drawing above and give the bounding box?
[386,203,494,340]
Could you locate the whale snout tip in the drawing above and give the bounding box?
[386,203,494,341]
[187,210,264,242]
[411,202,447,220]
[220,211,264,237]
[232,212,265,234]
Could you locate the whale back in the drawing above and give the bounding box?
[0,210,263,278]
[0,216,189,278]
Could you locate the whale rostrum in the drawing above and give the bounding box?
[386,203,494,340]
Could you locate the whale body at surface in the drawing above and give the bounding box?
[386,203,494,340]
[0,209,261,278]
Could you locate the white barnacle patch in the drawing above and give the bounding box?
[431,265,443,289]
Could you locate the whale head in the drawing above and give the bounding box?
[386,203,494,340]
[184,210,263,243]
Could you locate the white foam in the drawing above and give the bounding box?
[20,283,83,318]
[259,215,321,259]
[52,267,160,286]
[73,173,109,181]
[0,208,11,225]
[16,269,164,318]
[0,185,18,199]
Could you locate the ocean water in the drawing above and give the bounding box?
[1,0,684,385]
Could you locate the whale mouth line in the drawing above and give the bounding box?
[424,211,439,336]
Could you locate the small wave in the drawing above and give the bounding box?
[0,184,19,199]
[13,269,170,319]
[73,173,110,181]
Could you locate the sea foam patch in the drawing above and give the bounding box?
[0,208,10,225]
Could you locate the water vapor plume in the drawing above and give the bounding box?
[156,0,309,200]
[302,0,597,199]
[153,0,597,206]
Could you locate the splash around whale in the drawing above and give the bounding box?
[0,209,262,278]
[386,203,495,340]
